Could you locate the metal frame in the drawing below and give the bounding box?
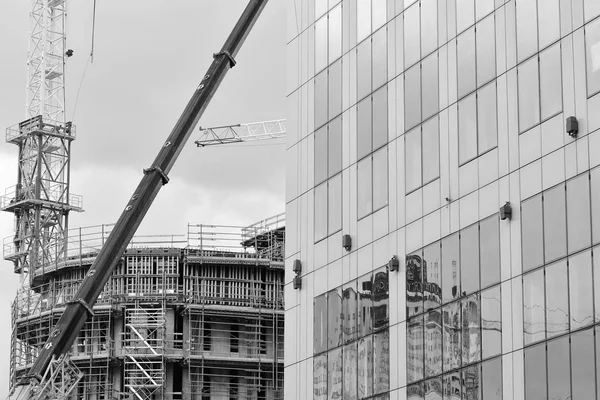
[195,119,286,147]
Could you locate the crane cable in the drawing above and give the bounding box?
[71,0,97,121]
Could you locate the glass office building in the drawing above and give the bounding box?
[285,0,600,398]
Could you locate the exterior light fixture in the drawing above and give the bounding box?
[389,255,400,272]
[566,116,578,137]
[499,202,512,220]
[293,259,302,274]
[293,275,302,289]
[292,259,302,290]
[342,234,352,251]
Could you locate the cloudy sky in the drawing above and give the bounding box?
[0,1,286,394]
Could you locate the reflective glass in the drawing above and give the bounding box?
[372,265,389,329]
[458,93,477,164]
[358,272,374,336]
[476,15,496,86]
[543,184,567,263]
[591,169,600,245]
[461,363,480,399]
[523,269,546,344]
[462,294,481,365]
[328,174,342,235]
[329,60,343,120]
[358,97,373,160]
[456,0,475,34]
[408,382,424,400]
[423,242,442,311]
[315,183,328,242]
[477,81,497,154]
[358,335,374,398]
[569,250,594,330]
[315,0,328,19]
[442,234,461,303]
[422,116,440,184]
[567,173,592,254]
[373,329,390,394]
[315,126,328,184]
[328,287,343,349]
[344,342,358,400]
[480,216,500,288]
[407,251,424,317]
[424,377,443,400]
[422,53,439,121]
[460,224,480,296]
[407,315,424,383]
[585,0,600,22]
[421,0,438,57]
[443,372,461,400]
[518,57,540,133]
[372,86,388,151]
[480,286,501,358]
[524,343,547,400]
[328,347,343,399]
[358,39,372,101]
[328,116,343,177]
[538,0,560,50]
[539,44,562,121]
[547,336,571,400]
[425,309,442,377]
[516,0,538,62]
[357,0,372,43]
[481,357,502,400]
[358,157,373,219]
[476,0,494,21]
[314,354,328,400]
[315,71,328,130]
[329,4,343,64]
[545,260,569,338]
[404,3,421,68]
[343,280,358,343]
[315,17,328,73]
[571,328,597,399]
[405,65,422,131]
[586,19,600,96]
[405,126,422,193]
[457,28,476,99]
[442,301,462,372]
[372,27,387,90]
[521,194,544,272]
[595,245,600,323]
[314,294,329,354]
[372,0,386,32]
[373,147,388,211]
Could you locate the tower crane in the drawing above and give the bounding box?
[195,118,286,147]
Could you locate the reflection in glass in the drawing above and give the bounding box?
[358,335,374,399]
[422,53,439,121]
[443,371,461,400]
[525,343,547,400]
[481,357,501,400]
[328,60,343,121]
[458,93,477,164]
[328,347,343,400]
[461,363,480,399]
[422,116,440,184]
[314,294,328,354]
[372,86,388,151]
[461,294,480,365]
[457,28,476,99]
[523,269,546,344]
[313,353,328,400]
[372,266,389,330]
[517,56,540,132]
[424,376,443,400]
[543,183,567,263]
[405,65,422,130]
[328,116,343,177]
[442,302,461,372]
[423,242,442,311]
[328,288,343,350]
[442,234,460,304]
[328,174,342,235]
[460,224,479,296]
[476,15,495,86]
[405,127,422,193]
[571,328,597,399]
[343,342,358,400]
[476,81,497,154]
[358,96,373,160]
[547,336,571,400]
[373,330,390,395]
[480,286,501,358]
[343,280,358,343]
[315,70,328,130]
[357,157,372,219]
[521,194,544,272]
[357,39,372,102]
[373,147,388,211]
[315,183,328,242]
[372,27,387,90]
[408,382,424,400]
[406,251,424,317]
[569,250,594,330]
[479,216,500,289]
[539,43,562,120]
[545,260,569,337]
[425,309,442,378]
[567,173,592,254]
[407,315,424,383]
[358,272,374,336]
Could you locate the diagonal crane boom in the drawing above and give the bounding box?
[195,118,286,147]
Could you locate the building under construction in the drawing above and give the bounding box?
[5,215,285,399]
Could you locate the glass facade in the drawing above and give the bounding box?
[285,0,600,399]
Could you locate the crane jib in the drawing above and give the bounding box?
[20,0,269,386]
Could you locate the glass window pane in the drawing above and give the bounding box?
[524,342,547,400]
[462,294,481,365]
[481,357,502,400]
[461,363,481,399]
[569,250,594,330]
[315,17,329,73]
[458,93,477,164]
[373,147,388,211]
[404,3,421,69]
[518,56,541,133]
[329,59,343,120]
[571,328,597,400]
[423,242,442,311]
[373,265,390,329]
[442,301,462,372]
[358,97,373,160]
[457,28,476,99]
[314,354,328,400]
[328,287,343,349]
[523,269,546,344]
[359,272,374,336]
[357,157,373,219]
[315,0,328,19]
[422,116,440,184]
[358,39,372,101]
[407,251,424,317]
[586,19,600,96]
[373,329,390,394]
[315,71,329,130]
[476,0,494,21]
[372,85,388,151]
[315,183,328,242]
[422,52,439,121]
[480,216,500,288]
[537,0,560,50]
[539,44,562,121]
[405,65,422,131]
[329,4,342,64]
[460,224,480,295]
[408,382,424,400]
[442,233,461,304]
[328,174,342,235]
[343,342,358,400]
[545,260,569,338]
[521,194,544,272]
[476,15,496,86]
[343,280,358,343]
[407,315,424,383]
[328,116,343,177]
[372,27,388,90]
[456,0,475,34]
[405,126,422,193]
[424,377,442,400]
[328,347,343,399]
[314,294,329,354]
[547,336,571,400]
[443,371,461,399]
[516,0,538,62]
[585,0,600,22]
[425,309,442,378]
[481,286,501,358]
[595,245,600,323]
[591,168,600,245]
[315,126,328,184]
[421,0,438,57]
[477,81,497,154]
[543,183,567,263]
[567,173,592,253]
[372,0,386,31]
[358,335,374,398]
[357,0,372,43]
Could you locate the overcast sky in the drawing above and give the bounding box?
[0,1,287,394]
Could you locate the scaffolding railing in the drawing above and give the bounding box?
[241,212,285,241]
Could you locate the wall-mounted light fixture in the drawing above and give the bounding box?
[389,255,400,272]
[342,234,352,251]
[293,275,302,289]
[292,259,302,290]
[293,259,302,274]
[566,116,578,137]
[499,202,512,220]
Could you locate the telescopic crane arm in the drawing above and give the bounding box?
[11,0,269,397]
[195,119,286,147]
